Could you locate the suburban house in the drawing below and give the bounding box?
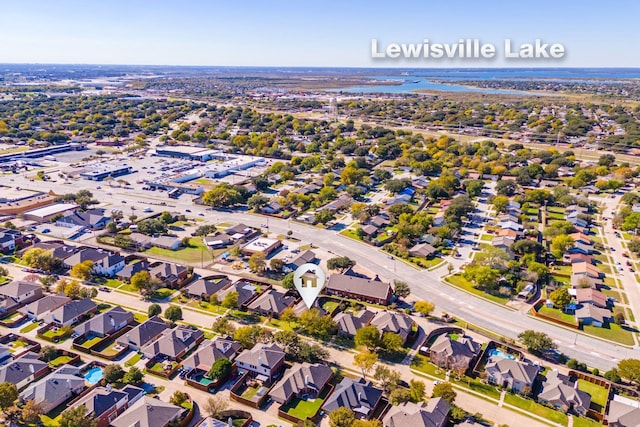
[607,398,640,427]
[235,343,286,383]
[0,228,24,253]
[73,306,134,338]
[538,370,591,415]
[575,288,608,308]
[369,311,415,344]
[182,276,232,300]
[203,232,232,249]
[572,262,602,279]
[63,248,125,277]
[382,398,450,427]
[56,209,110,230]
[142,325,204,361]
[19,294,71,321]
[111,396,183,427]
[575,304,612,327]
[23,241,78,261]
[0,280,43,305]
[569,254,595,265]
[326,274,393,305]
[429,334,480,372]
[150,236,182,251]
[217,280,259,308]
[570,232,593,245]
[44,298,97,327]
[69,386,131,427]
[19,372,85,413]
[246,289,296,318]
[491,237,515,258]
[181,338,242,373]
[568,242,593,255]
[149,262,189,288]
[269,362,333,405]
[224,223,260,242]
[334,309,376,338]
[408,243,438,258]
[0,352,49,389]
[485,356,539,393]
[322,377,384,420]
[117,316,168,351]
[286,250,317,272]
[116,260,150,282]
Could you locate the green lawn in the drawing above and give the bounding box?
[410,355,446,379]
[283,395,325,420]
[577,380,609,410]
[598,264,612,275]
[582,323,635,346]
[103,278,123,288]
[504,394,568,425]
[134,313,148,323]
[151,288,175,300]
[79,335,103,348]
[552,265,572,276]
[451,376,501,400]
[241,385,260,399]
[189,299,225,315]
[339,229,363,241]
[446,275,510,305]
[145,237,218,263]
[572,416,602,427]
[480,234,494,241]
[126,353,142,367]
[267,318,297,332]
[19,321,40,334]
[538,306,578,324]
[41,329,70,342]
[49,355,74,367]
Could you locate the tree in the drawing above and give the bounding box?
[130,271,156,296]
[204,395,229,418]
[315,209,335,225]
[202,183,243,207]
[496,180,517,196]
[393,280,410,299]
[518,330,557,354]
[247,194,269,211]
[327,256,356,272]
[136,218,168,235]
[551,235,575,258]
[281,307,297,326]
[381,332,404,353]
[208,358,232,380]
[374,365,401,393]
[159,211,175,224]
[148,303,162,317]
[123,366,144,385]
[233,325,263,349]
[329,406,355,427]
[221,291,239,309]
[414,300,435,316]
[410,379,426,403]
[59,405,98,427]
[0,382,17,413]
[464,180,484,197]
[511,240,544,256]
[492,195,509,213]
[212,317,235,336]
[549,287,572,310]
[249,252,266,273]
[103,364,125,384]
[282,272,295,290]
[22,247,58,272]
[39,345,58,362]
[432,382,456,404]
[618,359,640,383]
[389,387,412,404]
[354,325,381,351]
[270,258,285,272]
[21,399,44,424]
[297,309,337,339]
[164,306,182,322]
[170,390,189,406]
[353,351,378,380]
[604,368,621,383]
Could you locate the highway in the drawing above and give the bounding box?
[7,154,638,371]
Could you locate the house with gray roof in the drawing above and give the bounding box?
[0,280,43,305]
[117,316,168,351]
[116,260,150,281]
[63,248,125,277]
[607,398,640,427]
[19,294,71,321]
[485,356,539,393]
[370,311,415,344]
[383,398,450,427]
[149,262,188,288]
[43,298,97,327]
[429,334,480,372]
[181,338,242,373]
[538,370,591,415]
[56,209,110,230]
[269,362,333,404]
[322,377,383,420]
[575,304,612,327]
[182,276,232,300]
[74,306,134,338]
[111,396,183,427]
[142,325,204,361]
[326,274,393,305]
[0,352,49,389]
[69,386,129,427]
[334,309,375,338]
[235,343,285,383]
[247,289,296,318]
[217,280,259,308]
[286,250,317,271]
[20,372,85,413]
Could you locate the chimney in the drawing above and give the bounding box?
[358,392,362,401]
[258,356,263,366]
[29,364,35,374]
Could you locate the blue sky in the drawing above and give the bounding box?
[0,0,637,67]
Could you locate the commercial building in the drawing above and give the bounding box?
[79,164,133,181]
[23,203,77,222]
[241,237,282,256]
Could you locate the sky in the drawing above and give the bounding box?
[0,0,638,68]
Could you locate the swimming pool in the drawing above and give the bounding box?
[84,367,103,384]
[488,349,515,360]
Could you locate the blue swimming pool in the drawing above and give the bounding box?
[84,367,103,384]
[488,349,515,360]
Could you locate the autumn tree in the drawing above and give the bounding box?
[249,252,266,272]
[432,382,456,403]
[414,300,435,316]
[329,406,355,427]
[0,382,17,413]
[353,350,378,380]
[71,260,94,280]
[204,395,229,418]
[354,325,381,351]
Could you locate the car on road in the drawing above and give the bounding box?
[42,228,50,233]
[185,209,191,212]
[623,252,628,257]
[121,200,127,204]
[98,287,111,292]
[198,213,204,216]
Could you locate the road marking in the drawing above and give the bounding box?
[590,352,600,357]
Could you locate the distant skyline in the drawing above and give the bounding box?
[1,1,638,68]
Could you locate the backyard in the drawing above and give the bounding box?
[577,380,609,412]
[145,237,223,264]
[446,274,511,305]
[281,388,330,421]
[49,355,74,367]
[504,394,568,425]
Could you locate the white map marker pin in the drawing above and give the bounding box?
[293,263,327,309]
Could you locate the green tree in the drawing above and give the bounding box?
[59,405,98,427]
[374,365,401,393]
[249,252,266,272]
[21,399,44,424]
[410,379,426,402]
[327,256,356,272]
[208,358,232,380]
[329,407,355,427]
[492,195,509,213]
[39,345,58,362]
[393,280,410,299]
[315,209,335,225]
[159,211,175,224]
[381,332,404,353]
[123,366,144,385]
[518,330,557,354]
[0,382,18,413]
[130,270,155,295]
[389,387,412,405]
[170,390,189,406]
[353,351,378,380]
[432,382,456,403]
[281,307,297,326]
[212,317,235,336]
[221,291,239,309]
[270,258,285,272]
[103,364,125,384]
[354,325,381,351]
[549,287,572,310]
[282,272,295,290]
[233,325,263,349]
[551,235,575,258]
[148,303,162,317]
[618,359,640,383]
[164,306,182,322]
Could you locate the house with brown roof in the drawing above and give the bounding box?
[429,334,480,372]
[575,288,608,308]
[572,262,602,279]
[575,304,612,328]
[142,325,204,361]
[181,338,242,373]
[370,311,415,345]
[538,370,591,415]
[334,309,375,338]
[269,362,333,405]
[246,289,296,318]
[326,274,392,305]
[149,262,189,288]
[235,343,285,383]
[383,398,450,427]
[182,276,231,300]
[409,243,437,258]
[485,356,539,393]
